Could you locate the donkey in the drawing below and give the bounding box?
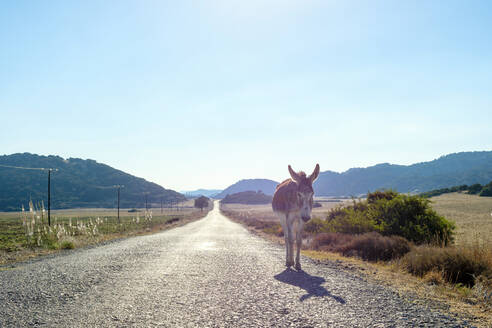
[272,164,320,270]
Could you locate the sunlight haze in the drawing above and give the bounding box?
[1,1,491,190]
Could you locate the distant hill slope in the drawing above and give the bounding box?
[0,153,185,211]
[181,189,222,197]
[215,179,279,199]
[221,191,273,204]
[314,151,492,196]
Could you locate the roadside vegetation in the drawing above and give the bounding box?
[421,181,492,198]
[221,191,492,322]
[0,199,211,265]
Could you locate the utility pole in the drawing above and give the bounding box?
[160,197,163,214]
[0,164,57,225]
[48,169,51,226]
[144,192,150,211]
[116,185,124,224]
[46,168,58,226]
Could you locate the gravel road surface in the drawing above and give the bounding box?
[0,202,471,327]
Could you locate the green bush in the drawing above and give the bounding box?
[479,182,492,197]
[324,190,455,245]
[368,193,455,245]
[327,208,381,234]
[60,240,75,249]
[304,217,328,234]
[367,190,398,203]
[468,183,483,195]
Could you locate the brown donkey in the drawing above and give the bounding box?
[272,164,320,270]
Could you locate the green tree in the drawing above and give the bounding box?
[479,182,492,197]
[194,196,209,211]
[468,183,483,194]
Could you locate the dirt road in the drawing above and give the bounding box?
[0,202,469,327]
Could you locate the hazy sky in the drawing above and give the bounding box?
[1,1,491,190]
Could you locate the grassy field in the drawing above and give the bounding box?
[0,199,211,264]
[429,192,492,246]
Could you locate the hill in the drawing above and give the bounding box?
[0,153,185,211]
[220,191,273,204]
[314,151,492,196]
[215,179,279,199]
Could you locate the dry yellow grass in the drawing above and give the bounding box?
[430,193,492,246]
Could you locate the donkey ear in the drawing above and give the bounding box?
[288,165,300,182]
[309,163,320,183]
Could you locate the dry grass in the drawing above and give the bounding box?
[311,232,411,262]
[402,244,492,286]
[430,193,492,246]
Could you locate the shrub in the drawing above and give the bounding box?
[479,182,492,197]
[423,270,444,285]
[165,217,180,224]
[338,232,411,261]
[304,218,329,234]
[60,240,75,249]
[468,183,483,195]
[420,185,469,198]
[328,208,381,234]
[324,190,455,245]
[311,232,354,252]
[402,246,491,286]
[310,232,411,262]
[262,223,283,237]
[367,193,455,245]
[367,190,398,203]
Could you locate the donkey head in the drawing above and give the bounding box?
[288,164,320,222]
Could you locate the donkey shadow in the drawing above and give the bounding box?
[274,268,346,304]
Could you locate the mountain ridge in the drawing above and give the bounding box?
[215,179,279,199]
[0,153,185,211]
[216,151,492,198]
[314,151,492,196]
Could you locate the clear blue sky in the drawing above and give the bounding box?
[1,1,491,190]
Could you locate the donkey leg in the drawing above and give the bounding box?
[279,214,291,268]
[286,216,295,267]
[295,220,304,270]
[283,231,291,267]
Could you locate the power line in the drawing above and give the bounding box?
[92,185,123,189]
[0,164,58,225]
[0,164,57,171]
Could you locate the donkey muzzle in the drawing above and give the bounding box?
[301,216,311,222]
